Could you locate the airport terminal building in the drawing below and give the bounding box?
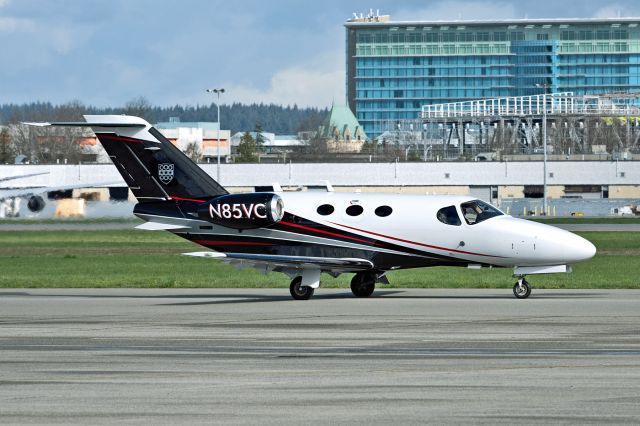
[345,15,640,137]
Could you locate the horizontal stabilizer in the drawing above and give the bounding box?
[135,222,190,231]
[23,121,145,128]
[24,114,228,204]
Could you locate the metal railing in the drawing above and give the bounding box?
[421,92,640,119]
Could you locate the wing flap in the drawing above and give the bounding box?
[182,251,373,272]
[135,222,190,231]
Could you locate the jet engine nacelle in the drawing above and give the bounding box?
[197,193,284,230]
[27,195,46,213]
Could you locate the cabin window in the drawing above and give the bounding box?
[436,206,461,226]
[460,200,503,225]
[317,204,335,216]
[346,205,364,216]
[375,205,393,217]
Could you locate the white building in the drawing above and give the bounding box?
[155,120,231,161]
[230,132,306,156]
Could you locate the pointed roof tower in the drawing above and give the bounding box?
[318,104,368,141]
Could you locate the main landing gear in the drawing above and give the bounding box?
[289,276,314,300]
[513,276,531,299]
[289,271,383,300]
[350,272,377,298]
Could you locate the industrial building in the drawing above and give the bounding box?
[155,119,231,161]
[2,161,639,217]
[345,13,640,137]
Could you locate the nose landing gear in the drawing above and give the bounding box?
[513,276,531,299]
[289,276,314,300]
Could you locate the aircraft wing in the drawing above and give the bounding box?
[0,172,49,184]
[183,251,374,273]
[0,181,121,202]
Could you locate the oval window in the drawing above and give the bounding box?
[375,205,393,217]
[317,204,334,216]
[346,205,364,216]
[436,205,461,226]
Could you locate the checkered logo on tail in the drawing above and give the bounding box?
[158,163,174,184]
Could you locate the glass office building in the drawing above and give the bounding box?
[345,17,640,136]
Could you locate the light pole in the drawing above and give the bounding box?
[206,88,225,182]
[535,83,551,215]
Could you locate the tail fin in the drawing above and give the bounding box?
[31,115,228,203]
[87,115,227,202]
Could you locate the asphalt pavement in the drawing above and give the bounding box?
[1,288,640,425]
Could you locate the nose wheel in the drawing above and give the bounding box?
[513,277,531,299]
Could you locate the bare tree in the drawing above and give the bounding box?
[9,123,38,163]
[8,100,86,164]
[124,96,152,120]
[0,127,15,164]
[184,142,202,162]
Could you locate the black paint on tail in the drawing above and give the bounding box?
[95,127,227,203]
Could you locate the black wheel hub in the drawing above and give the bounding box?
[351,273,376,298]
[290,277,314,300]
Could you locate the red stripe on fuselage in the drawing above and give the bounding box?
[95,134,144,143]
[328,222,504,258]
[279,220,372,245]
[169,196,207,203]
[192,240,274,246]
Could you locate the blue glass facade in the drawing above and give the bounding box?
[345,18,640,137]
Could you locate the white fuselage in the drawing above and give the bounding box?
[277,191,596,269]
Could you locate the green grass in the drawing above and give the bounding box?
[0,217,142,225]
[0,230,638,289]
[527,217,640,224]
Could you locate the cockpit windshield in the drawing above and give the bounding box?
[460,200,503,225]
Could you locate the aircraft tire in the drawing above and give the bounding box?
[351,272,376,298]
[290,277,314,300]
[513,279,531,299]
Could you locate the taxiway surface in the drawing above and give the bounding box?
[1,288,639,425]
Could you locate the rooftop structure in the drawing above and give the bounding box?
[418,92,640,162]
[421,92,640,120]
[317,103,368,153]
[318,103,368,141]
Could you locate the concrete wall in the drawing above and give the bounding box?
[2,161,639,193]
[610,185,640,198]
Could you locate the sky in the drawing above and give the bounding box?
[1,0,640,108]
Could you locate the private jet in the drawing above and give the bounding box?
[28,115,596,300]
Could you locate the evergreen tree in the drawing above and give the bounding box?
[236,131,257,163]
[0,101,328,136]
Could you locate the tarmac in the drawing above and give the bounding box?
[1,288,640,425]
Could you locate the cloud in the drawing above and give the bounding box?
[592,5,624,18]
[0,16,34,32]
[0,0,10,7]
[394,1,519,21]
[223,51,344,108]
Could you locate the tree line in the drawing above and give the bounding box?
[0,97,328,135]
[0,97,329,164]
